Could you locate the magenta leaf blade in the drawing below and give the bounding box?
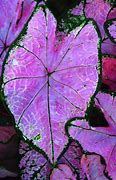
[84,0,112,37]
[81,154,108,180]
[3,7,99,163]
[105,19,116,44]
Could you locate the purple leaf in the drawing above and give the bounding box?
[0,0,36,75]
[105,19,116,43]
[68,92,116,179]
[71,2,84,16]
[3,7,99,163]
[19,141,51,180]
[102,7,116,55]
[84,0,111,37]
[59,141,86,179]
[108,20,116,39]
[102,38,116,55]
[81,154,108,180]
[107,7,116,20]
[50,164,77,180]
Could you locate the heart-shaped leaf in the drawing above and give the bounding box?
[84,0,112,37]
[3,7,99,163]
[68,92,116,179]
[19,141,51,180]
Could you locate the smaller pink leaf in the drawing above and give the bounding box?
[81,154,108,180]
[102,38,116,55]
[50,164,77,180]
[84,0,111,37]
[107,7,116,20]
[19,141,52,180]
[59,141,86,179]
[71,2,84,16]
[105,19,116,43]
[108,20,116,39]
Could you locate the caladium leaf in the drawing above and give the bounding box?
[105,19,116,43]
[59,141,86,179]
[107,7,116,20]
[102,56,116,91]
[101,7,116,55]
[84,0,113,37]
[3,7,99,163]
[102,38,116,55]
[81,154,108,180]
[50,164,77,180]
[71,2,84,16]
[68,92,116,179]
[0,0,36,75]
[19,141,51,180]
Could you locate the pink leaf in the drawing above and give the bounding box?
[105,19,116,43]
[68,92,116,179]
[19,141,51,180]
[50,164,77,180]
[59,141,86,179]
[102,38,116,55]
[0,0,36,75]
[84,0,111,37]
[71,2,84,16]
[102,56,116,91]
[81,154,108,180]
[3,7,99,163]
[107,7,116,20]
